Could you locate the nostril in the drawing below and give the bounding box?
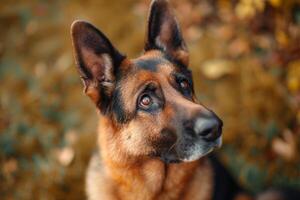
[201,126,216,136]
[185,127,197,138]
[184,116,223,140]
[194,117,222,141]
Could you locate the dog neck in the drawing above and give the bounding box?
[95,116,213,199]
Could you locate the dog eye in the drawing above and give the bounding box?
[139,94,152,108]
[179,80,189,90]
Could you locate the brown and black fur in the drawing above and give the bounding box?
[70,0,252,200]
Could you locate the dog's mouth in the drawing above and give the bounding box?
[159,136,222,164]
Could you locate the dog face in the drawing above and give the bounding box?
[71,0,222,163]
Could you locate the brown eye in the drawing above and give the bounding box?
[179,80,189,90]
[140,94,152,108]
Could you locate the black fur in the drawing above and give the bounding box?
[111,88,127,123]
[111,87,135,124]
[134,58,163,72]
[209,155,247,200]
[72,21,125,81]
[144,0,187,67]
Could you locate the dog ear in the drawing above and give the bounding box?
[145,0,189,67]
[71,20,125,112]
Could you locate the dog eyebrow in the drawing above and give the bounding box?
[134,81,158,96]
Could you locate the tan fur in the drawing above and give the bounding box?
[83,49,218,199]
[85,116,214,200]
[71,2,226,199]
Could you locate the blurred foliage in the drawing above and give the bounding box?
[0,0,300,199]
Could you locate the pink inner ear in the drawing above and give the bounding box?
[159,20,173,48]
[157,17,189,66]
[81,47,106,81]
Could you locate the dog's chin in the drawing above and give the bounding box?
[160,136,222,164]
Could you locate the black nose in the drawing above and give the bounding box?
[184,114,223,141]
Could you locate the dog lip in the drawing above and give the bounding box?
[178,136,223,162]
[158,135,223,163]
[160,154,181,164]
[179,148,214,162]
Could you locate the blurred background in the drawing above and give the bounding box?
[1,0,300,199]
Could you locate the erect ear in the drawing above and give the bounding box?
[144,0,189,67]
[71,20,125,112]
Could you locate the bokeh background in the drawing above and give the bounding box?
[1,0,300,199]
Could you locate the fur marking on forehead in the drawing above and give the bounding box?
[134,57,171,72]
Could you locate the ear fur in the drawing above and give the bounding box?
[71,20,125,112]
[145,0,189,66]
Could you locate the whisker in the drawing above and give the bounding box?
[167,140,178,153]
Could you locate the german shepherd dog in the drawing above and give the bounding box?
[71,0,249,199]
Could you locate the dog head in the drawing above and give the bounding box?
[71,0,222,163]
